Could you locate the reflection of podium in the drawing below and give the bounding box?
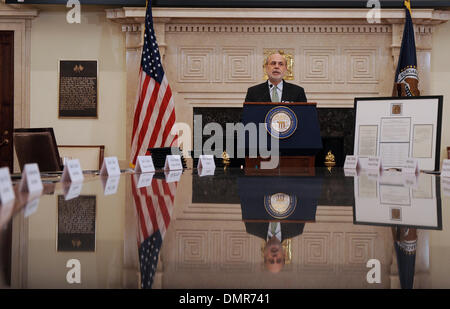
[238,176,323,222]
[242,102,322,170]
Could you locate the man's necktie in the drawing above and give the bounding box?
[270,222,277,236]
[271,86,280,102]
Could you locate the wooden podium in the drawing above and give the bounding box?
[242,102,322,172]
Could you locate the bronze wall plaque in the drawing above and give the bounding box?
[59,60,98,118]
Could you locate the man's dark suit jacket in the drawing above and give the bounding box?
[244,80,307,103]
[245,222,305,242]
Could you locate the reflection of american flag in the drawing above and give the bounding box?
[131,175,177,289]
[130,0,177,166]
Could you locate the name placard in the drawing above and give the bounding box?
[198,168,215,177]
[367,156,382,171]
[0,197,14,227]
[402,158,419,175]
[61,159,84,183]
[344,168,359,177]
[63,182,83,201]
[164,155,183,171]
[0,167,15,205]
[403,174,419,188]
[165,170,182,183]
[441,159,450,178]
[135,172,154,188]
[19,163,43,194]
[100,156,121,177]
[344,155,359,169]
[367,171,381,181]
[135,156,155,173]
[24,198,40,218]
[101,176,120,195]
[197,155,215,170]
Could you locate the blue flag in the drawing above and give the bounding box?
[394,0,420,96]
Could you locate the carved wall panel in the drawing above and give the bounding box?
[178,47,217,82]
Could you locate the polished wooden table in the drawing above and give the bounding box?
[0,167,448,289]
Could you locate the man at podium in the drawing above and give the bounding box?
[245,52,307,103]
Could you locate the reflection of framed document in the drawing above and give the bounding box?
[390,207,402,221]
[379,185,411,206]
[57,195,96,252]
[412,173,433,199]
[357,174,378,198]
[354,96,443,171]
[354,176,442,230]
[59,60,98,118]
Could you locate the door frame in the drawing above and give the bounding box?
[0,7,38,172]
[0,4,38,288]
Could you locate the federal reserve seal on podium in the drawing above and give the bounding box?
[264,193,297,219]
[264,106,298,139]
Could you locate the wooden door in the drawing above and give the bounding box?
[0,31,14,172]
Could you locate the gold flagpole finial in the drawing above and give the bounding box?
[404,0,412,14]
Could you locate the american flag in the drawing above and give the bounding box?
[131,175,177,289]
[130,1,177,166]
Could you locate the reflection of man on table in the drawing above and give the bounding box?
[245,221,304,273]
[245,52,307,103]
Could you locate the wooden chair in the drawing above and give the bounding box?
[58,145,105,170]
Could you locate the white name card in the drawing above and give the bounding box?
[344,155,359,169]
[100,157,121,177]
[165,170,182,183]
[0,167,15,205]
[63,182,83,200]
[164,155,183,171]
[402,158,419,175]
[135,156,155,173]
[441,159,450,178]
[134,173,154,188]
[198,168,215,177]
[61,159,84,183]
[403,174,419,188]
[344,168,359,177]
[0,198,14,227]
[101,176,120,195]
[24,198,40,218]
[19,163,43,194]
[367,156,382,171]
[197,155,215,169]
[367,170,381,181]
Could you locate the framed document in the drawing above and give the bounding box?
[358,125,378,157]
[354,96,443,171]
[58,60,98,118]
[412,124,433,158]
